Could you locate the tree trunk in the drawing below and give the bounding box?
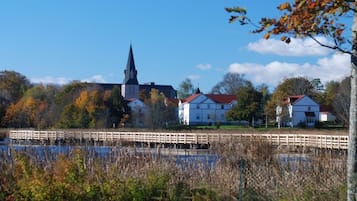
[347,6,357,201]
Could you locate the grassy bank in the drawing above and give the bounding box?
[0,140,347,201]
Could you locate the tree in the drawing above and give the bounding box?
[1,84,59,128]
[226,81,262,126]
[145,89,167,128]
[333,77,351,125]
[107,86,130,128]
[211,72,248,94]
[226,1,356,199]
[0,71,31,125]
[177,78,194,99]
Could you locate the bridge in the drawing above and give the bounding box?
[8,130,349,150]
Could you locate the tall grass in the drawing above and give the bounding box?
[0,140,347,201]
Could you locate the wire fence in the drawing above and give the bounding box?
[235,152,347,201]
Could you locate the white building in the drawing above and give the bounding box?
[178,92,237,125]
[276,95,320,128]
[128,98,146,127]
[320,105,336,122]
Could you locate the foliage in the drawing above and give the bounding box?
[211,73,249,95]
[1,84,58,128]
[0,71,31,126]
[227,0,352,53]
[144,89,177,129]
[226,81,263,125]
[177,78,194,99]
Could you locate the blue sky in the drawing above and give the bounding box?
[0,1,351,93]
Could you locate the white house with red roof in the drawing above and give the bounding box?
[320,105,336,122]
[178,92,237,125]
[276,95,320,128]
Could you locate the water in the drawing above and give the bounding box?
[0,139,311,168]
[0,142,220,169]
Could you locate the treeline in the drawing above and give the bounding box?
[0,70,351,129]
[0,70,176,129]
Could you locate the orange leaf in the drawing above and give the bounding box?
[263,33,270,39]
[278,2,291,11]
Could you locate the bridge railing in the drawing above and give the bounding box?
[8,130,348,150]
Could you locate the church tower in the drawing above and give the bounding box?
[121,45,139,99]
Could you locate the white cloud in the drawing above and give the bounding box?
[187,74,201,80]
[196,64,212,70]
[31,74,107,85]
[228,53,350,88]
[30,76,70,85]
[82,74,106,83]
[247,37,332,56]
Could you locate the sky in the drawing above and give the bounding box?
[0,0,352,93]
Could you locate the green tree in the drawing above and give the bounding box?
[226,1,356,199]
[226,81,262,126]
[106,86,130,128]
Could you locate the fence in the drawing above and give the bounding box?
[9,130,349,150]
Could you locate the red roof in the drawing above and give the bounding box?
[320,105,332,113]
[206,94,237,104]
[182,93,236,104]
[283,95,305,105]
[182,93,201,103]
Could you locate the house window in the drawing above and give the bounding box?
[196,104,200,109]
[308,106,311,111]
[207,114,210,120]
[196,115,200,120]
[221,105,224,109]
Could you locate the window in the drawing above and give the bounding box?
[196,115,200,120]
[196,104,200,109]
[221,105,224,109]
[207,114,210,120]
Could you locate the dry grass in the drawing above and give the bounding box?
[0,139,347,200]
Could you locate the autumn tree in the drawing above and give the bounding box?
[144,88,177,129]
[0,71,31,126]
[226,1,356,199]
[1,84,58,128]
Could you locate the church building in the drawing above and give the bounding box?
[96,45,177,100]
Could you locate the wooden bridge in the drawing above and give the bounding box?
[8,130,349,150]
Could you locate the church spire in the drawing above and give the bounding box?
[123,44,138,85]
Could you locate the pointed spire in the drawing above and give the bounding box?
[123,44,138,85]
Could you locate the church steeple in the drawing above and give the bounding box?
[123,44,138,85]
[121,44,139,100]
